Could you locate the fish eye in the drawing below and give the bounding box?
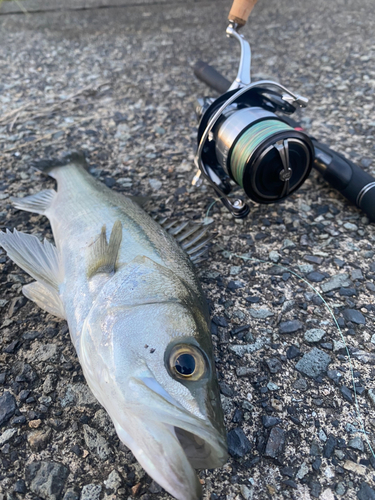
[168,344,207,381]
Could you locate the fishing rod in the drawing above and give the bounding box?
[192,0,375,221]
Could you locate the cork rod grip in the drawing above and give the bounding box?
[228,0,258,26]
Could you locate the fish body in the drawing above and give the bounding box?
[0,156,227,500]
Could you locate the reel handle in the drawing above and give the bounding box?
[194,61,231,95]
[228,0,259,27]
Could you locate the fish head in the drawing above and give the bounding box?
[80,257,228,500]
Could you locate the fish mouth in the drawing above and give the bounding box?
[113,376,228,500]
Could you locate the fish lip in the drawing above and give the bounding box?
[132,375,228,469]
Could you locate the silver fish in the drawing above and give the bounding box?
[0,155,227,500]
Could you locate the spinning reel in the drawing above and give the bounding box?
[193,0,375,220]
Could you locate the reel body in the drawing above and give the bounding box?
[195,82,314,217]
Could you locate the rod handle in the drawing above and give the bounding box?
[228,0,258,27]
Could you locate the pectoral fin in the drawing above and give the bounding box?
[0,229,62,289]
[11,189,56,215]
[87,220,122,278]
[0,229,65,319]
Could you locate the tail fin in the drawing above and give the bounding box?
[31,151,88,179]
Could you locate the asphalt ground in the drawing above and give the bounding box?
[0,1,375,499]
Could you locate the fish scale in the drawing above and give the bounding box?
[0,155,227,500]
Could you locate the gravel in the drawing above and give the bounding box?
[342,308,366,324]
[295,348,332,378]
[26,461,69,500]
[0,0,374,499]
[304,328,326,343]
[0,392,17,427]
[279,320,303,334]
[227,427,252,458]
[264,427,286,459]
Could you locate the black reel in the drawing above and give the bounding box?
[195,82,314,217]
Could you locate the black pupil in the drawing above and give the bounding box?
[175,354,196,376]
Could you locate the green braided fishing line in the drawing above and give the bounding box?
[230,119,294,186]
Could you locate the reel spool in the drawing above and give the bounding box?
[214,107,313,204]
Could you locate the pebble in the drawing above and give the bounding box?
[279,320,303,334]
[343,222,358,230]
[26,461,69,500]
[265,358,282,374]
[249,307,274,319]
[32,344,58,363]
[321,273,350,292]
[351,269,363,280]
[323,435,336,458]
[304,328,326,343]
[286,345,300,359]
[295,348,332,378]
[339,287,357,296]
[368,389,375,408]
[321,489,335,500]
[262,416,281,428]
[306,272,326,282]
[60,383,97,407]
[236,366,258,377]
[62,489,79,500]
[267,382,279,391]
[342,309,366,324]
[281,239,295,250]
[229,336,270,356]
[0,391,17,426]
[357,482,375,500]
[0,428,17,446]
[148,178,162,190]
[327,369,343,385]
[83,425,111,460]
[239,484,254,500]
[343,460,367,475]
[318,429,327,442]
[309,481,322,498]
[149,480,163,494]
[293,378,308,391]
[335,482,346,496]
[269,250,280,263]
[312,458,322,471]
[340,386,353,403]
[264,427,285,459]
[348,436,364,452]
[27,428,52,451]
[227,427,252,458]
[296,462,309,479]
[104,470,122,492]
[81,484,102,500]
[14,479,27,494]
[299,264,314,273]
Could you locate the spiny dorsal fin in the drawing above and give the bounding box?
[11,189,56,215]
[0,229,62,290]
[154,217,214,265]
[87,220,122,278]
[23,282,65,319]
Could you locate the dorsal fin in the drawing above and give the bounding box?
[87,220,122,278]
[154,217,214,265]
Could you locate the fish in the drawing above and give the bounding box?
[0,153,227,500]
